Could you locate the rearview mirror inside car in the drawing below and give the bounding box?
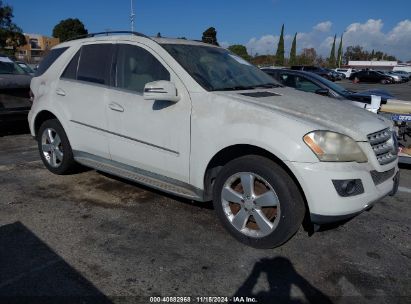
[143,81,180,103]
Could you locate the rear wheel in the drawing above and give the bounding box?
[380,79,388,84]
[212,155,305,248]
[38,119,77,174]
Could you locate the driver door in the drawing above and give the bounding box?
[106,43,191,182]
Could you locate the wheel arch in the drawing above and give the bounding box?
[203,144,308,211]
[33,110,59,138]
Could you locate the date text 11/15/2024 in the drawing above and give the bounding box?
[149,296,258,303]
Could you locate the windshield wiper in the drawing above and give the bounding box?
[254,83,282,88]
[212,85,257,91]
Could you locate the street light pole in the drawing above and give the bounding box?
[130,0,135,32]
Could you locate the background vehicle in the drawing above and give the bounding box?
[391,70,411,80]
[0,56,32,125]
[334,68,356,78]
[16,61,35,76]
[290,65,336,81]
[387,71,409,82]
[377,71,401,83]
[29,32,399,248]
[349,70,394,84]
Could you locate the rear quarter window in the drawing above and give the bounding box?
[34,47,68,76]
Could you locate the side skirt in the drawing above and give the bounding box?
[73,151,206,202]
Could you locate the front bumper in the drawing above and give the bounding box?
[285,160,399,223]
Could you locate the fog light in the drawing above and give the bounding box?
[332,179,364,197]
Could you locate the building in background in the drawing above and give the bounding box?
[347,60,398,71]
[15,34,60,63]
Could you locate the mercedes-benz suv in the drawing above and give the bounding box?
[28,32,399,248]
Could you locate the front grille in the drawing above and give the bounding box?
[367,128,397,165]
[371,168,396,185]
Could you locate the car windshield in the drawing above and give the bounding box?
[161,44,281,91]
[0,59,27,75]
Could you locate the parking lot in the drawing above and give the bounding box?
[0,123,410,303]
[339,79,411,102]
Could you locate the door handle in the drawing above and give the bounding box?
[109,102,124,112]
[56,88,66,96]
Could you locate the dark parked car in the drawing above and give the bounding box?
[290,65,336,81]
[261,68,395,103]
[0,56,32,125]
[349,70,394,84]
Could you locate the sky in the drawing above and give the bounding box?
[8,0,411,61]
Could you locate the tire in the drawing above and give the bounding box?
[212,155,306,249]
[380,79,387,84]
[37,119,77,175]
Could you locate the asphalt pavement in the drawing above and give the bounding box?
[0,125,410,304]
[339,79,411,101]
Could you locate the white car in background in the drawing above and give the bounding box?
[334,68,356,78]
[29,32,400,248]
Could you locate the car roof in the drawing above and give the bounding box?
[54,33,219,50]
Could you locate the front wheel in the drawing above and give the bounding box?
[212,155,306,248]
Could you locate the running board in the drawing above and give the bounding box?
[73,151,205,201]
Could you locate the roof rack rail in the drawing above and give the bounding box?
[66,31,150,41]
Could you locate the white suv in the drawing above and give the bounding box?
[29,32,400,248]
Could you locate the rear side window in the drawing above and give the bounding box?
[61,50,81,80]
[77,44,114,85]
[35,47,68,76]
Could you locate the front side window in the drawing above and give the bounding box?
[77,44,114,85]
[115,44,170,93]
[280,74,297,88]
[295,76,321,93]
[161,44,279,91]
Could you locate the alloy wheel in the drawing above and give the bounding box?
[41,128,64,168]
[221,172,281,238]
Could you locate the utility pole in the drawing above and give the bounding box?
[130,0,135,32]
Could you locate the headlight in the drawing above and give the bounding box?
[303,131,368,163]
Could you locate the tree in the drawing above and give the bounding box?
[328,34,336,67]
[370,49,375,60]
[0,1,26,54]
[202,27,219,46]
[275,24,285,66]
[336,35,343,68]
[298,48,317,65]
[228,44,251,61]
[52,18,88,42]
[343,45,397,63]
[250,55,276,66]
[289,32,297,66]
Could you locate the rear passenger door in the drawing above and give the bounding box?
[57,43,115,159]
[106,43,191,182]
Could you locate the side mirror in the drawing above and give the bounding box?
[315,88,329,96]
[143,80,180,103]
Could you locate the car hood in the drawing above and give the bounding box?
[215,87,390,141]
